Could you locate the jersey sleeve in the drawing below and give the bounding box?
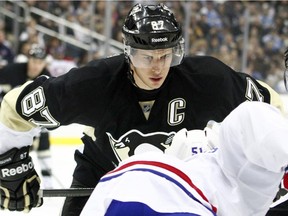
[0,81,42,154]
[257,80,285,113]
[227,69,284,114]
[0,81,37,131]
[1,70,89,133]
[0,67,103,151]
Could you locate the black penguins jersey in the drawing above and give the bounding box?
[14,53,282,187]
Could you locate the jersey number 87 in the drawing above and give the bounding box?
[21,87,60,128]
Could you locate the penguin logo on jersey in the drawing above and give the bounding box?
[106,130,175,162]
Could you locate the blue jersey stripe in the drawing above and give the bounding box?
[105,200,201,216]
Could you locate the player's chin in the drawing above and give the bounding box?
[149,79,164,89]
[148,84,162,90]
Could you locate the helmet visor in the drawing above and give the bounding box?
[126,40,184,69]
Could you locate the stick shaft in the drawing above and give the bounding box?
[41,188,94,197]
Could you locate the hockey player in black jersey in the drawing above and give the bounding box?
[0,44,54,189]
[0,3,285,215]
[0,43,50,100]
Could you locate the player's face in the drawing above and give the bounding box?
[130,48,172,90]
[27,58,47,79]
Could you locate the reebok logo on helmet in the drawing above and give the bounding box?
[151,37,168,43]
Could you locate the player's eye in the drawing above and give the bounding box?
[161,54,172,60]
[143,56,153,63]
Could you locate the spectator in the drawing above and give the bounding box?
[14,42,31,63]
[0,29,14,67]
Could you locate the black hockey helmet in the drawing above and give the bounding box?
[122,3,183,50]
[122,3,184,68]
[28,43,47,59]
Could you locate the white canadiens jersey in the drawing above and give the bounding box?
[81,152,217,216]
[82,101,288,216]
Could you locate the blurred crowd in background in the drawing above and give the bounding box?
[0,0,288,93]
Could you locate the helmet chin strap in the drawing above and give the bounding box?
[126,57,140,89]
[128,68,138,88]
[124,51,142,89]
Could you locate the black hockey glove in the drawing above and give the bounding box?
[0,146,43,212]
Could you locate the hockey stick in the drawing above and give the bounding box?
[40,188,94,197]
